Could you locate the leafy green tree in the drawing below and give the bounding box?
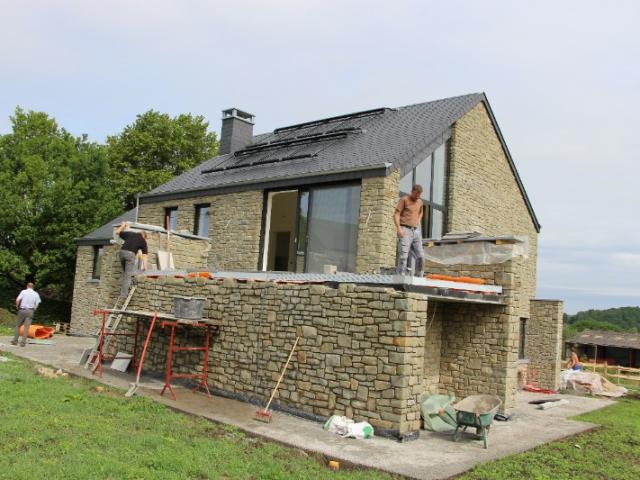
[0,108,121,297]
[107,110,218,208]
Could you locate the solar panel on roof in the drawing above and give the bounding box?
[274,107,387,134]
[233,128,363,157]
[200,153,318,175]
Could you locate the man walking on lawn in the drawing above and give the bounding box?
[12,282,42,347]
[393,184,425,277]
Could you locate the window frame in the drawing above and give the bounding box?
[193,203,211,236]
[164,206,178,231]
[398,140,449,239]
[518,318,527,360]
[91,245,104,280]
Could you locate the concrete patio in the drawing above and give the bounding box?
[1,335,615,480]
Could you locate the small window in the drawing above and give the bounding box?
[518,318,527,360]
[92,246,104,280]
[164,207,178,231]
[194,204,210,236]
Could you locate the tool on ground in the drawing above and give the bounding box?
[81,286,136,370]
[125,311,159,397]
[255,336,300,423]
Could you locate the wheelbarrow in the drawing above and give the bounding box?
[438,394,502,449]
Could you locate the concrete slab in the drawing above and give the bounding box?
[1,335,615,480]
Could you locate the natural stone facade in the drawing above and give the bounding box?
[70,231,210,334]
[137,190,263,271]
[70,245,120,335]
[356,171,400,273]
[115,276,429,439]
[526,299,564,390]
[448,102,539,319]
[424,257,527,411]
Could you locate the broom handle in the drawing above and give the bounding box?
[263,336,300,412]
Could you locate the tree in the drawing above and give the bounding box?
[107,110,218,209]
[0,108,121,297]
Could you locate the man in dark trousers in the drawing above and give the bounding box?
[115,221,148,297]
[393,184,425,277]
[12,282,42,347]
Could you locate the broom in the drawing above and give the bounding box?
[255,336,300,423]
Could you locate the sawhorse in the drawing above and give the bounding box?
[160,320,212,400]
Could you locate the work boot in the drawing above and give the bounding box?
[10,340,18,346]
[19,341,26,347]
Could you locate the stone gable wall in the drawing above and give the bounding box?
[448,102,538,319]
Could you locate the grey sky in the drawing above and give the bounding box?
[1,0,638,313]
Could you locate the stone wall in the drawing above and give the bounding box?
[425,256,527,412]
[70,245,120,335]
[448,102,538,319]
[527,299,564,390]
[356,171,400,273]
[114,276,429,439]
[137,190,264,271]
[70,231,210,335]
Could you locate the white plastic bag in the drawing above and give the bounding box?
[323,415,374,439]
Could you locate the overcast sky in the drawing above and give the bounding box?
[1,1,638,314]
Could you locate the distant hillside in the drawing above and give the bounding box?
[564,306,640,340]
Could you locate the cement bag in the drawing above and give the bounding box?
[323,415,374,439]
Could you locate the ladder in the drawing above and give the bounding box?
[83,286,137,370]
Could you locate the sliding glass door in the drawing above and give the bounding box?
[305,184,361,272]
[263,183,361,273]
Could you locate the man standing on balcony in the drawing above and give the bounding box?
[393,184,425,277]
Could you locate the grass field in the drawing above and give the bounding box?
[0,354,395,480]
[458,394,640,480]
[1,354,638,480]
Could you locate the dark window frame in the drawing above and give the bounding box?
[91,245,104,280]
[398,140,449,239]
[164,206,178,231]
[193,203,211,236]
[518,318,527,360]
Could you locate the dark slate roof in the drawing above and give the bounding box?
[567,329,640,350]
[76,208,138,245]
[140,93,540,231]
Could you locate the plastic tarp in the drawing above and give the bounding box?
[560,369,628,397]
[424,236,529,265]
[421,394,457,432]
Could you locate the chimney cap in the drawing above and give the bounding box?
[222,108,255,124]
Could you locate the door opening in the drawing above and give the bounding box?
[263,190,298,271]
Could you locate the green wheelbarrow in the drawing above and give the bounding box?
[438,394,502,449]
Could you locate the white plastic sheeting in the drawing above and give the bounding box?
[424,236,529,265]
[560,369,628,397]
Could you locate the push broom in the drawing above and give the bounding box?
[255,336,300,423]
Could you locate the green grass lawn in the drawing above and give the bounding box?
[458,395,640,480]
[0,354,396,480]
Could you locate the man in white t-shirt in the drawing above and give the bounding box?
[11,283,42,347]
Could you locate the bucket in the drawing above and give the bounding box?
[172,296,205,320]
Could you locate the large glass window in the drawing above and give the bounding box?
[194,204,210,236]
[305,184,361,272]
[92,246,104,280]
[398,141,448,239]
[164,207,178,231]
